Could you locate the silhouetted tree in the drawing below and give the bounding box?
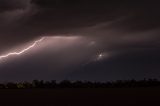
[0,84,5,89]
[59,80,72,88]
[6,82,17,89]
[0,78,160,89]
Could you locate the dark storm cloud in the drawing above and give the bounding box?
[0,0,160,81]
[69,49,160,81]
[0,0,30,12]
[0,0,160,44]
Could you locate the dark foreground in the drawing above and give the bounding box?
[0,88,160,106]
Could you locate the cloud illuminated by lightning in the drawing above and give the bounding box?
[0,37,45,60]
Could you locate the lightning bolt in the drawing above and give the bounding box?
[0,37,45,60]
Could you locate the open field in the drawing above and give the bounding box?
[0,88,160,106]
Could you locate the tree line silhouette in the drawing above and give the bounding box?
[1,79,160,89]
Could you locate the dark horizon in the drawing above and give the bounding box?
[0,78,160,89]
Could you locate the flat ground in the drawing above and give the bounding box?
[0,88,160,106]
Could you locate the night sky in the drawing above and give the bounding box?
[0,0,160,82]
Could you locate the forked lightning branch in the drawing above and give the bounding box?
[0,37,45,60]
